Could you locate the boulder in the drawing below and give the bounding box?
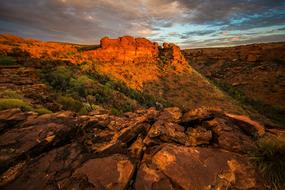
[225,113,265,137]
[146,120,187,145]
[151,144,260,190]
[158,107,182,122]
[206,118,256,153]
[72,154,134,190]
[180,108,215,126]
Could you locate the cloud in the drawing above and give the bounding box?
[0,0,284,47]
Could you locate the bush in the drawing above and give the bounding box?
[1,90,22,99]
[0,55,17,66]
[34,107,53,115]
[69,77,87,97]
[8,47,30,58]
[57,96,83,112]
[0,98,33,111]
[44,66,72,91]
[111,108,122,116]
[249,138,285,189]
[78,103,98,115]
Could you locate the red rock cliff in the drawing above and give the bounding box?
[84,36,190,89]
[91,36,159,63]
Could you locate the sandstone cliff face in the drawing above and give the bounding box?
[84,36,189,89]
[94,36,159,63]
[90,36,188,66]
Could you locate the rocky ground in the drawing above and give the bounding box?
[1,106,284,189]
[0,66,59,111]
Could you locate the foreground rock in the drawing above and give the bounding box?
[0,107,281,189]
[137,144,259,190]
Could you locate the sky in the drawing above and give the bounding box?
[0,0,285,48]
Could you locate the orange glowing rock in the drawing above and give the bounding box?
[90,36,159,63]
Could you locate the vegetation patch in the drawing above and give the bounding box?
[213,80,285,127]
[57,96,83,112]
[0,98,33,111]
[0,55,17,66]
[0,90,22,99]
[249,138,285,189]
[34,107,53,115]
[40,61,170,114]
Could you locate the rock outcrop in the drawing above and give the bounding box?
[84,36,189,89]
[1,107,282,189]
[94,36,159,63]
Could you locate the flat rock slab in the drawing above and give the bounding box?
[71,154,134,190]
[148,144,258,190]
[135,162,175,190]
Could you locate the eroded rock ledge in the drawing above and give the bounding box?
[87,36,187,66]
[0,107,283,189]
[84,36,191,89]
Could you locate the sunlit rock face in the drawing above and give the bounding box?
[86,36,190,89]
[91,36,159,63]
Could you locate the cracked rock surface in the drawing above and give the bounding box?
[0,107,282,189]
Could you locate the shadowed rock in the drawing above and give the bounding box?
[0,107,283,189]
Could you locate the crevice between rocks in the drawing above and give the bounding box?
[0,126,81,175]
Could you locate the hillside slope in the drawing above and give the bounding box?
[183,43,285,126]
[0,34,248,116]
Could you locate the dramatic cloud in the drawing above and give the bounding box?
[0,0,284,47]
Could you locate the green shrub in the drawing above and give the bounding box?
[1,90,22,99]
[111,108,122,116]
[9,47,30,58]
[69,77,87,97]
[57,96,83,112]
[87,70,111,84]
[40,62,168,111]
[0,55,17,66]
[0,98,33,111]
[78,103,98,115]
[249,138,285,189]
[34,107,53,115]
[43,66,72,91]
[120,103,134,113]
